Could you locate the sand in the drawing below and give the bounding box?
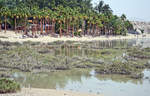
[0,31,150,43]
[0,88,103,96]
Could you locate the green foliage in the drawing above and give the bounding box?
[74,31,81,36]
[0,78,20,93]
[0,0,133,36]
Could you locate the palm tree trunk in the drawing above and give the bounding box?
[0,24,1,32]
[99,28,101,36]
[96,24,98,36]
[45,18,47,34]
[81,21,84,36]
[15,17,17,33]
[48,19,50,34]
[67,20,69,36]
[72,24,74,37]
[36,18,38,35]
[59,21,62,37]
[89,23,92,35]
[87,24,90,35]
[40,18,43,35]
[32,19,36,37]
[43,18,44,34]
[4,15,7,33]
[92,24,95,36]
[52,20,55,35]
[24,17,27,35]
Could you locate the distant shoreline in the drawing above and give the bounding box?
[0,31,149,43]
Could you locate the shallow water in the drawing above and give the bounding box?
[7,38,150,96]
[12,69,150,96]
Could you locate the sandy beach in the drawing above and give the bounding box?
[0,88,102,96]
[0,31,150,43]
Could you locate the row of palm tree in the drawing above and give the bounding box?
[0,0,133,37]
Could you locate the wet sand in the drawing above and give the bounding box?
[0,31,149,43]
[1,88,102,96]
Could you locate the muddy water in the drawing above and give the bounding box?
[4,38,150,96]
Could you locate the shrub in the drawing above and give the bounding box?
[0,78,20,93]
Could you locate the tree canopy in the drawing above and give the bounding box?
[0,0,133,37]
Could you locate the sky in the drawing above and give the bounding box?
[92,0,150,22]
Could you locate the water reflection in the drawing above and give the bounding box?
[95,74,143,85]
[13,69,91,89]
[12,69,150,96]
[52,38,150,58]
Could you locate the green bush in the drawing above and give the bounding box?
[0,78,21,93]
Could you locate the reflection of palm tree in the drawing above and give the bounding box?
[16,69,91,89]
[95,74,143,84]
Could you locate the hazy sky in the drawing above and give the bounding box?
[92,0,150,21]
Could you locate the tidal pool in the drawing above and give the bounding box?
[12,69,150,96]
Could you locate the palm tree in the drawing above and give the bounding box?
[37,9,44,35]
[56,5,65,37]
[11,6,20,33]
[121,14,127,21]
[44,8,52,34]
[0,0,4,32]
[22,6,30,35]
[0,11,1,32]
[51,11,58,35]
[95,0,112,15]
[70,8,80,37]
[31,6,39,36]
[0,0,132,37]
[65,7,72,36]
[0,6,10,33]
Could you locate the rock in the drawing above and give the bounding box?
[130,73,144,79]
[38,50,51,54]
[101,51,111,55]
[85,58,104,64]
[91,59,104,64]
[145,77,149,79]
[0,73,11,78]
[144,60,150,68]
